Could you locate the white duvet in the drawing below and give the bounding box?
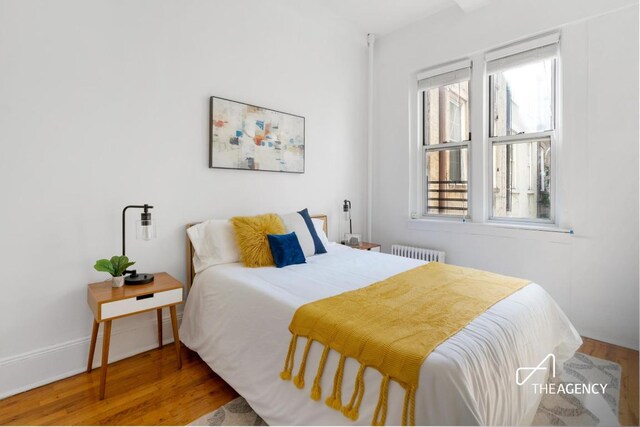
[180,243,581,426]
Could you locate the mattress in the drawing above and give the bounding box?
[180,243,582,425]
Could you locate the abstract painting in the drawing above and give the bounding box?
[209,96,305,173]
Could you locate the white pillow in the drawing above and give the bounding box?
[279,212,315,257]
[312,218,330,247]
[187,219,240,273]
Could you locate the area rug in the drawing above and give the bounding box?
[532,352,620,426]
[189,353,620,426]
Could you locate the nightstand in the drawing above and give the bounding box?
[350,242,381,252]
[86,272,184,399]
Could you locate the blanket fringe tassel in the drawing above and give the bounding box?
[311,345,330,400]
[280,335,416,426]
[342,363,366,420]
[280,334,298,380]
[372,374,390,426]
[325,354,346,410]
[293,338,313,389]
[401,384,417,426]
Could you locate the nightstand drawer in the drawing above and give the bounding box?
[100,288,182,320]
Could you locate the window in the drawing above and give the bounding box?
[413,35,560,227]
[487,41,558,222]
[419,64,471,217]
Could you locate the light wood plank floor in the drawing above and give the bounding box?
[0,346,237,426]
[0,338,636,425]
[580,337,639,426]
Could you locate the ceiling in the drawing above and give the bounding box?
[322,0,491,36]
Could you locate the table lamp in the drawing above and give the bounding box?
[122,204,156,285]
[343,199,352,234]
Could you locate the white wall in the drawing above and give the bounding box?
[0,0,368,397]
[372,0,639,349]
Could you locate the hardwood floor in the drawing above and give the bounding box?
[0,337,637,425]
[579,337,639,426]
[0,346,237,426]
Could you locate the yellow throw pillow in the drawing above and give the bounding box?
[231,214,286,267]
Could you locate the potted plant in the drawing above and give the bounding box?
[94,256,135,288]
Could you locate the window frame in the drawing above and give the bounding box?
[411,33,562,229]
[419,68,472,219]
[486,51,558,225]
[487,131,556,224]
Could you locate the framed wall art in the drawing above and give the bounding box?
[209,96,305,173]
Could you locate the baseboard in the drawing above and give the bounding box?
[0,312,183,400]
[578,327,639,352]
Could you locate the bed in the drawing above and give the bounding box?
[180,216,582,426]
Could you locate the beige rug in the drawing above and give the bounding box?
[189,353,620,426]
[532,352,620,426]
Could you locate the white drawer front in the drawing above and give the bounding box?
[101,288,182,320]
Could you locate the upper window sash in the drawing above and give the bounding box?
[417,59,471,88]
[485,33,559,67]
[486,43,558,74]
[419,62,472,146]
[487,38,558,138]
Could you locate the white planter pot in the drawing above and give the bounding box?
[112,276,125,288]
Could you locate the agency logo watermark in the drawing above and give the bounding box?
[516,353,608,395]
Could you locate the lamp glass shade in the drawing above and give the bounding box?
[343,201,351,221]
[136,219,156,241]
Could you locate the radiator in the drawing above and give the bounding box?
[391,244,445,263]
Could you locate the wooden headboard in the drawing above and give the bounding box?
[186,214,328,289]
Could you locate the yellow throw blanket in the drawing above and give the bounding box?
[280,262,529,426]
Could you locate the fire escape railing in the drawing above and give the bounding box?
[427,180,468,213]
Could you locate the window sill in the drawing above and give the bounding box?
[407,218,573,243]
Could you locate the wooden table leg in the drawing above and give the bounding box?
[156,308,163,349]
[169,305,182,369]
[99,320,112,400]
[87,319,99,372]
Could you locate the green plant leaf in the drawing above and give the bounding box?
[119,261,136,276]
[95,256,135,277]
[118,256,128,276]
[110,256,121,274]
[94,259,115,276]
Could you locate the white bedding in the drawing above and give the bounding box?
[180,243,581,426]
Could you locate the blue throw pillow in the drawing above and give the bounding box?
[267,232,306,268]
[297,208,327,254]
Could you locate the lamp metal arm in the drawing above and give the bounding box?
[122,204,154,257]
